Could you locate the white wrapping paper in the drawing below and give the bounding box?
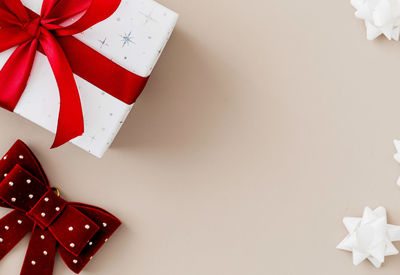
[0,0,178,157]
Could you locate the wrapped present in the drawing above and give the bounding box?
[0,0,178,157]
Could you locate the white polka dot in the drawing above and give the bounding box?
[19,155,23,159]
[3,173,7,177]
[31,260,36,265]
[17,220,22,224]
[73,259,78,264]
[3,156,6,160]
[70,243,75,248]
[0,238,3,242]
[11,198,16,202]
[105,238,108,242]
[26,179,31,184]
[41,213,45,217]
[40,235,45,240]
[28,194,33,199]
[8,182,13,186]
[43,251,47,255]
[103,223,107,227]
[4,226,9,230]
[90,256,93,260]
[85,225,90,229]
[89,241,93,246]
[55,207,60,211]
[68,226,73,231]
[44,197,49,202]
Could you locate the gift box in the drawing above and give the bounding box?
[0,0,178,157]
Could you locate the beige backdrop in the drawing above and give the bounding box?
[1,0,400,274]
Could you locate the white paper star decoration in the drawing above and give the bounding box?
[394,139,400,186]
[337,207,400,268]
[351,0,400,40]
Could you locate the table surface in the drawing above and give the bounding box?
[1,0,400,274]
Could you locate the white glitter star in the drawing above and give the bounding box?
[393,139,400,185]
[120,31,134,47]
[337,206,400,268]
[351,0,400,40]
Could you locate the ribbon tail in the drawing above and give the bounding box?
[39,29,84,148]
[0,39,37,111]
[0,210,33,260]
[20,224,57,275]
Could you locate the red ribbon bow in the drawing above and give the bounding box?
[0,0,149,148]
[0,140,121,274]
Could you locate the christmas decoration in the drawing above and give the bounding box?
[0,140,121,274]
[351,0,400,40]
[393,139,400,186]
[337,206,400,268]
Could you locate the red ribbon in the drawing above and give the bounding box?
[0,140,121,274]
[0,0,149,148]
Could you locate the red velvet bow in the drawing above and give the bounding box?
[0,140,121,274]
[0,0,149,148]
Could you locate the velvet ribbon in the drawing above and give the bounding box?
[0,140,121,274]
[0,0,149,148]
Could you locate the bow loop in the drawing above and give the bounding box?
[0,140,48,183]
[1,0,30,24]
[52,0,121,36]
[0,140,121,274]
[58,203,122,273]
[49,205,99,256]
[0,8,23,27]
[0,165,48,211]
[40,0,91,30]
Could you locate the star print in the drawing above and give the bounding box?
[139,10,158,24]
[120,31,134,47]
[98,38,109,48]
[337,206,400,268]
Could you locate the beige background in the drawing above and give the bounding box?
[2,0,400,274]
